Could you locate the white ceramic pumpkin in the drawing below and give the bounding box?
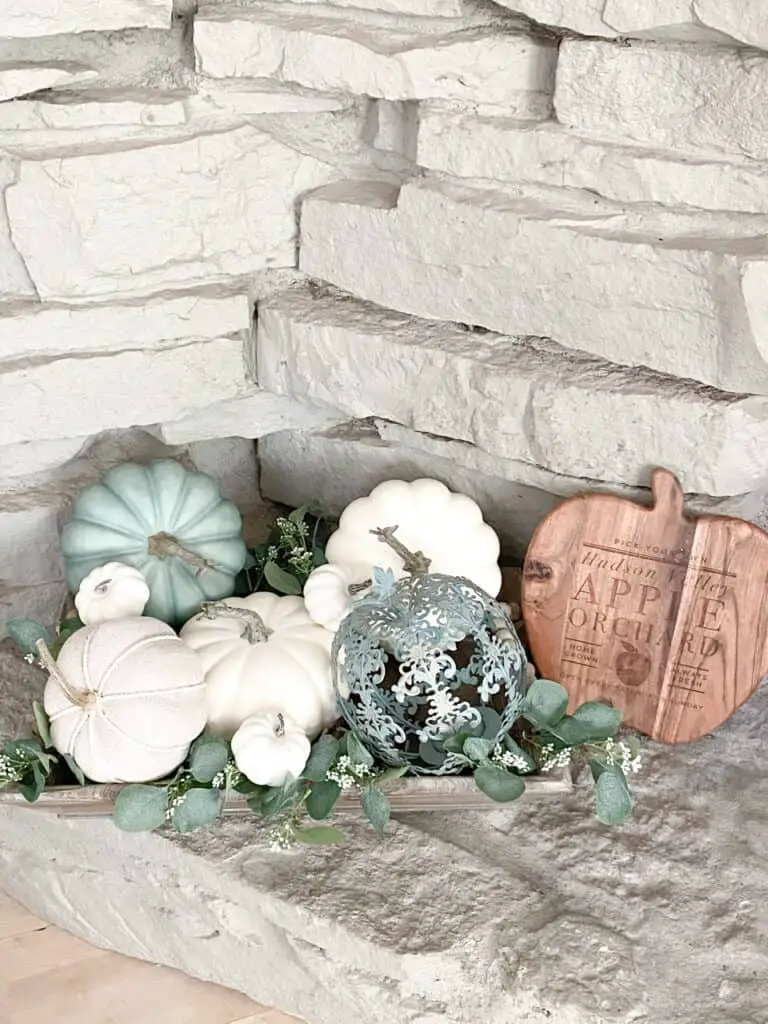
[303,563,372,633]
[74,561,151,625]
[324,478,502,599]
[42,616,207,784]
[231,712,311,787]
[179,594,337,738]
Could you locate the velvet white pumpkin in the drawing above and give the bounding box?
[303,563,371,633]
[42,616,207,784]
[324,479,502,600]
[231,712,311,787]
[179,594,337,738]
[74,562,150,625]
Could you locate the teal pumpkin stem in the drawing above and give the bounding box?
[36,639,97,709]
[200,601,273,644]
[369,526,432,577]
[147,531,217,576]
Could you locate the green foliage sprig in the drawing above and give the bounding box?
[236,505,335,597]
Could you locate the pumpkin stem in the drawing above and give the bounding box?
[36,640,98,709]
[147,531,217,576]
[370,526,432,576]
[274,713,286,737]
[200,601,273,644]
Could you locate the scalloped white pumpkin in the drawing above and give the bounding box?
[179,594,337,738]
[324,479,502,599]
[303,563,372,633]
[231,712,311,787]
[74,562,150,625]
[42,616,207,784]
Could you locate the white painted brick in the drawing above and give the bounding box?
[0,505,62,586]
[0,157,36,303]
[0,336,247,446]
[0,68,97,101]
[4,126,342,302]
[556,41,768,160]
[1,0,172,38]
[495,0,766,47]
[258,282,768,496]
[0,437,89,480]
[417,108,768,215]
[195,14,555,115]
[259,427,768,561]
[250,0,468,12]
[299,179,768,395]
[0,294,250,361]
[151,391,346,445]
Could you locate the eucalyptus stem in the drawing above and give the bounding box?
[36,639,97,709]
[200,601,273,644]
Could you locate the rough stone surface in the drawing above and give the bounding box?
[299,178,768,395]
[0,504,63,587]
[258,282,768,496]
[0,437,91,480]
[0,67,97,101]
[556,41,768,161]
[2,633,768,1024]
[1,0,172,39]
[495,0,768,48]
[4,126,346,302]
[417,106,768,215]
[1,336,248,446]
[258,426,768,560]
[195,8,555,115]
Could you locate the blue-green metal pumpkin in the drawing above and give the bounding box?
[61,460,247,626]
[331,567,527,774]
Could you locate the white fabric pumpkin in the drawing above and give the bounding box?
[324,478,502,599]
[303,563,371,633]
[74,561,150,625]
[43,616,207,784]
[231,712,311,787]
[179,594,337,738]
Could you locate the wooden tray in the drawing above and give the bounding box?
[0,770,573,819]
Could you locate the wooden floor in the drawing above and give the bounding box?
[0,891,298,1024]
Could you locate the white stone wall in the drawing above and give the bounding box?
[2,0,768,634]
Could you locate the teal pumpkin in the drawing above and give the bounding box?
[61,460,247,626]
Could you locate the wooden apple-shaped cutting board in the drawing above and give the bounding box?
[522,469,768,743]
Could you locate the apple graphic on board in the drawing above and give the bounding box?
[614,641,652,687]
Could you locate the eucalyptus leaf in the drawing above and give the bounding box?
[306,780,341,820]
[361,786,390,836]
[418,739,447,766]
[502,734,537,773]
[302,734,340,781]
[4,739,56,771]
[288,505,308,525]
[263,561,302,595]
[593,763,633,825]
[17,772,45,803]
[113,785,169,832]
[463,737,495,763]
[261,779,301,819]
[6,618,51,657]
[189,736,230,784]
[295,825,346,846]
[312,546,327,568]
[63,754,87,786]
[347,732,374,769]
[551,702,623,746]
[522,678,569,729]
[172,788,225,833]
[32,701,52,749]
[474,765,526,803]
[479,707,502,739]
[441,725,482,755]
[375,765,409,785]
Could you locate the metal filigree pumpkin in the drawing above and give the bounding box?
[331,528,527,774]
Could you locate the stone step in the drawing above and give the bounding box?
[194,2,555,116]
[298,178,768,395]
[417,106,768,215]
[556,40,768,161]
[258,281,768,496]
[258,424,767,561]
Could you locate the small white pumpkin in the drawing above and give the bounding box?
[41,616,207,784]
[231,712,311,787]
[303,563,372,633]
[179,594,337,738]
[325,478,502,599]
[74,561,151,625]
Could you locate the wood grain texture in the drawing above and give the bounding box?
[522,469,768,743]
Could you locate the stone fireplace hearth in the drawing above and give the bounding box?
[2,2,768,1022]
